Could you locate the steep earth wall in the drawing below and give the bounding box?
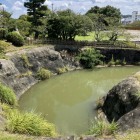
[0,47,79,98]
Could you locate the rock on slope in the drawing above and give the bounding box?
[101,71,140,131]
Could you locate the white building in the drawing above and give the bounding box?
[122,11,140,24]
[132,11,140,22]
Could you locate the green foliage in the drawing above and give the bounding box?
[2,106,56,137]
[87,119,118,136]
[57,67,68,74]
[122,58,126,66]
[0,40,15,59]
[86,5,121,25]
[0,131,33,140]
[115,59,121,65]
[0,83,17,106]
[108,55,115,66]
[0,28,8,39]
[37,68,51,80]
[21,54,32,68]
[16,15,31,37]
[24,0,50,39]
[17,71,32,78]
[47,10,93,40]
[0,10,13,32]
[77,48,104,69]
[6,32,24,47]
[0,40,13,51]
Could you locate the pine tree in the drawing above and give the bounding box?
[24,0,48,39]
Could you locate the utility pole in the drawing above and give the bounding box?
[51,3,54,12]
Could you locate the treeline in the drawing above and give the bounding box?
[0,0,122,46]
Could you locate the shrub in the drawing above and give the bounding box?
[108,55,115,67]
[77,48,104,69]
[21,54,32,68]
[115,59,121,65]
[0,28,8,40]
[57,67,68,74]
[2,106,56,137]
[0,83,17,106]
[6,32,24,47]
[37,68,51,80]
[17,71,32,78]
[87,119,118,136]
[121,58,126,66]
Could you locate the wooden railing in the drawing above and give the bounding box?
[31,39,140,49]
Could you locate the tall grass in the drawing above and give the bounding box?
[0,131,33,140]
[37,68,52,80]
[87,119,118,136]
[3,105,56,137]
[0,83,17,106]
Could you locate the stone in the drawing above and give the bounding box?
[101,76,140,122]
[117,107,140,131]
[0,62,2,69]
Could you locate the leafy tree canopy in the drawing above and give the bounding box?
[86,5,121,26]
[47,9,93,40]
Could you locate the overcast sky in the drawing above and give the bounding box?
[0,0,140,18]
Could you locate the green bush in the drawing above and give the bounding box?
[87,119,118,136]
[0,83,17,106]
[6,32,24,47]
[0,28,8,40]
[57,67,68,74]
[2,106,56,137]
[121,58,126,66]
[37,68,51,80]
[21,54,32,68]
[115,59,121,65]
[77,48,104,69]
[108,55,115,67]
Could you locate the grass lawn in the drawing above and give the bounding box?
[75,31,125,41]
[75,32,95,41]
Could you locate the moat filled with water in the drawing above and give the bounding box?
[19,66,140,135]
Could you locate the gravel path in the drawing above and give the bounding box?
[125,30,140,41]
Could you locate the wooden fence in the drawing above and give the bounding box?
[31,39,140,49]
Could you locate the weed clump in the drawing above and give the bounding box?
[87,119,118,136]
[2,105,56,137]
[37,68,51,80]
[0,83,17,106]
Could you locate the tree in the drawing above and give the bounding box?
[0,5,15,39]
[47,9,93,40]
[16,15,31,37]
[86,5,121,26]
[24,0,50,39]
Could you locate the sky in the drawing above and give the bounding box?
[0,0,140,18]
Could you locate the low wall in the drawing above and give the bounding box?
[54,45,140,64]
[97,47,140,64]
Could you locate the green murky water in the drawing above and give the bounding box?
[19,66,140,135]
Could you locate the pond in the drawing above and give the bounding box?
[19,66,140,135]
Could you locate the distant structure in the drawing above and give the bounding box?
[121,11,140,24]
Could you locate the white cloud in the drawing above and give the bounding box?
[45,0,52,6]
[0,4,8,10]
[12,1,23,11]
